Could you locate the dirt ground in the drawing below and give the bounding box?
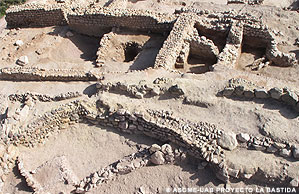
[0,0,298,194]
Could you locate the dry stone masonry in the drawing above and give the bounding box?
[0,67,103,81]
[8,91,82,103]
[1,94,297,189]
[4,1,298,72]
[0,0,298,193]
[75,143,189,193]
[220,78,299,113]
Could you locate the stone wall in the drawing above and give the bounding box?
[187,27,219,61]
[5,2,296,69]
[7,100,84,147]
[75,147,151,193]
[220,78,299,113]
[213,21,243,70]
[266,40,298,67]
[243,24,274,41]
[9,91,81,102]
[5,4,67,28]
[6,3,175,36]
[154,14,196,69]
[96,32,115,65]
[0,67,102,81]
[17,156,79,194]
[0,144,19,191]
[67,7,175,36]
[75,143,188,193]
[2,96,298,187]
[6,98,229,182]
[17,158,44,193]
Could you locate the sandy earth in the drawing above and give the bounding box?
[0,0,298,194]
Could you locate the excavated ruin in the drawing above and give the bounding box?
[0,0,298,193]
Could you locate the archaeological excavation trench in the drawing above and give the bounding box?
[0,0,298,193]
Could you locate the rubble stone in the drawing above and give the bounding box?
[279,148,292,158]
[254,89,269,99]
[14,40,24,46]
[217,132,238,151]
[236,133,250,143]
[269,87,283,100]
[150,151,165,165]
[16,56,29,66]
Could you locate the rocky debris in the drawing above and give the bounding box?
[279,148,292,158]
[135,92,143,99]
[273,142,287,149]
[161,144,175,163]
[246,56,269,71]
[236,133,250,143]
[150,151,165,165]
[96,81,162,99]
[142,145,178,166]
[16,56,29,66]
[227,167,239,178]
[149,144,161,154]
[227,78,258,90]
[168,84,185,96]
[217,131,238,151]
[138,185,150,194]
[294,38,299,46]
[186,28,219,63]
[153,77,170,84]
[75,148,151,193]
[266,145,278,153]
[14,40,24,46]
[75,143,187,193]
[151,87,161,96]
